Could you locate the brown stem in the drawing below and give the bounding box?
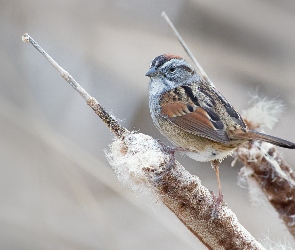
[236,141,295,238]
[87,97,128,138]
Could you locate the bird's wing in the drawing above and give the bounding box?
[198,83,247,129]
[160,88,229,143]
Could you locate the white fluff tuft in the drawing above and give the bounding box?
[242,96,284,130]
[260,233,293,250]
[238,166,268,207]
[105,133,169,197]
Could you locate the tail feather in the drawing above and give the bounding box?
[247,130,295,149]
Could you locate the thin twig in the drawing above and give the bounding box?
[22,33,91,102]
[161,12,213,86]
[22,33,128,139]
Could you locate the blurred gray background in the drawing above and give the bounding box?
[1,0,295,249]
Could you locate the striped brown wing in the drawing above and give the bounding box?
[161,101,229,143]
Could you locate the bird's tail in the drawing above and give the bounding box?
[247,130,295,149]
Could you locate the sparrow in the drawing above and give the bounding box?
[146,54,295,201]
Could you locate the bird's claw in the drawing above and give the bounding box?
[210,190,224,217]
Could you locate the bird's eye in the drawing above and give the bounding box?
[169,66,176,73]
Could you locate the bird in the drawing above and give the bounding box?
[146,54,295,202]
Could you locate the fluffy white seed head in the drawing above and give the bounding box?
[242,96,284,131]
[238,166,269,207]
[105,133,169,197]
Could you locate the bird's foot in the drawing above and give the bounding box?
[156,140,187,156]
[155,140,180,172]
[210,190,224,217]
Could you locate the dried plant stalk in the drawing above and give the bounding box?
[23,33,265,249]
[148,161,263,249]
[235,128,295,238]
[107,133,265,250]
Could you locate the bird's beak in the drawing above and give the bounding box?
[145,66,157,77]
